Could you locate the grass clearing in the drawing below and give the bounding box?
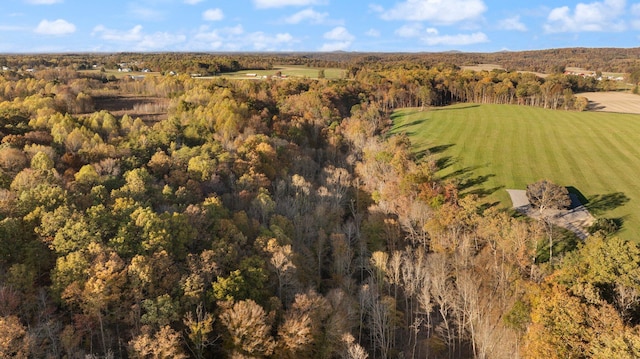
[390,104,640,240]
[78,69,162,79]
[218,64,345,80]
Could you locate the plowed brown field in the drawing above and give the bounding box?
[92,95,169,123]
[581,92,640,114]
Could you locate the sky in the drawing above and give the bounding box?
[1,0,640,53]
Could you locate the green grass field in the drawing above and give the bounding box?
[390,104,640,240]
[219,65,345,80]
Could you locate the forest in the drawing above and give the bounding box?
[1,51,640,358]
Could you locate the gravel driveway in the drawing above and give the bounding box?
[506,189,595,239]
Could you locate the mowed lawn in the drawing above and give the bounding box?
[390,104,640,240]
[219,65,345,79]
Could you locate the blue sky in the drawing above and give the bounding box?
[1,0,640,52]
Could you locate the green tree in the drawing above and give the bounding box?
[141,294,181,328]
[212,266,267,303]
[74,164,100,186]
[29,151,54,171]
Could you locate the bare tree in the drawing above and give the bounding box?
[526,180,571,216]
[428,252,455,358]
[341,333,369,359]
[526,179,571,261]
[360,283,393,359]
[183,304,216,359]
[266,239,297,303]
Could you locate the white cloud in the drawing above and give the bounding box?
[192,25,297,51]
[498,16,527,32]
[324,26,354,41]
[320,41,351,51]
[93,25,144,42]
[284,8,328,24]
[24,0,63,4]
[369,4,384,13]
[34,19,75,35]
[137,32,187,51]
[544,0,626,33]
[422,30,488,46]
[128,3,165,21]
[365,29,381,37]
[392,24,488,46]
[321,26,354,51]
[254,0,325,8]
[203,8,224,21]
[395,23,423,37]
[194,24,243,43]
[92,25,185,50]
[247,32,295,50]
[378,0,487,25]
[184,0,204,4]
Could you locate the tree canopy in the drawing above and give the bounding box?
[0,52,637,358]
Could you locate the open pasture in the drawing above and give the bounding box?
[390,104,640,240]
[218,64,345,80]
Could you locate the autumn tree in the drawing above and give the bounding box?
[526,179,571,261]
[183,304,216,359]
[129,325,187,359]
[219,299,275,358]
[526,180,571,215]
[0,315,31,358]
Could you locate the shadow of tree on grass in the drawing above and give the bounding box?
[415,144,455,161]
[535,225,580,264]
[441,166,503,198]
[391,119,426,131]
[441,165,479,181]
[427,144,455,154]
[585,192,630,215]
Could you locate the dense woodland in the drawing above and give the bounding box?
[1,52,640,358]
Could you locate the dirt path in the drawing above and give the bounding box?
[580,92,640,114]
[507,189,595,239]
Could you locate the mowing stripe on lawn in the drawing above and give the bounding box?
[390,104,640,241]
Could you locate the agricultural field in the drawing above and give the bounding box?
[91,95,170,123]
[216,64,345,79]
[582,91,640,114]
[78,68,163,79]
[460,63,505,72]
[390,104,640,240]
